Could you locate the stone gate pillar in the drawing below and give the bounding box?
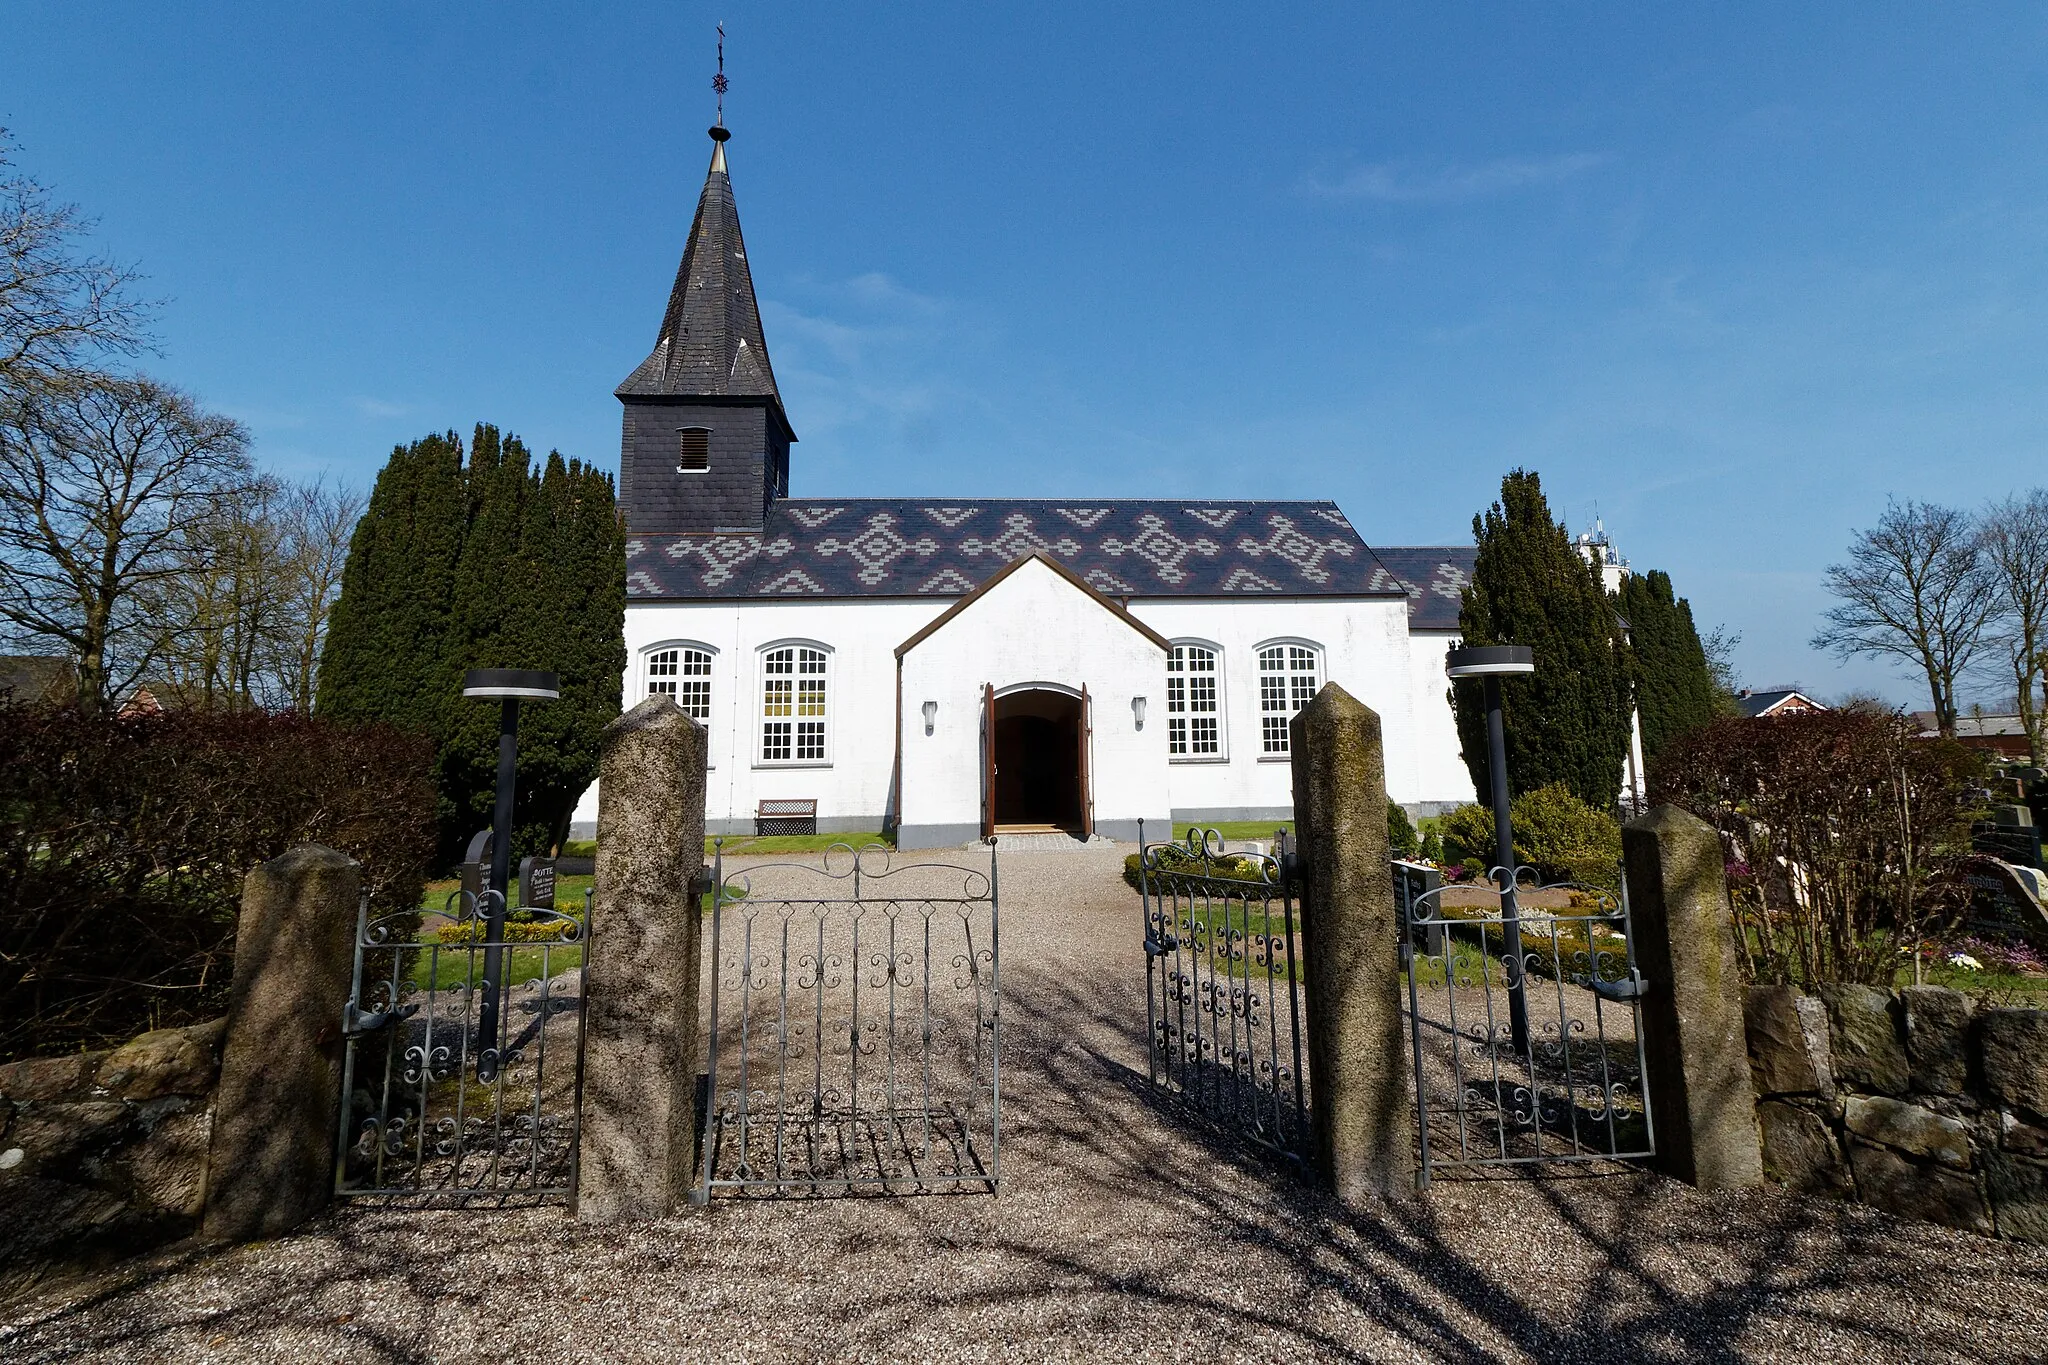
[577,696,708,1221]
[1289,682,1413,1202]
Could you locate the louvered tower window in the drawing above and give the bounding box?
[677,427,711,472]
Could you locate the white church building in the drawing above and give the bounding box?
[571,126,1490,847]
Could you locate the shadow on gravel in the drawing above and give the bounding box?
[9,921,2047,1363]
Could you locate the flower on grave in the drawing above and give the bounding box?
[1948,952,1984,971]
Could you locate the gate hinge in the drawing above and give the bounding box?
[1144,933,1178,957]
[690,866,714,900]
[344,1001,420,1037]
[1589,970,1649,1003]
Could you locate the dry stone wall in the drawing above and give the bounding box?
[1743,983,2048,1242]
[0,1017,225,1302]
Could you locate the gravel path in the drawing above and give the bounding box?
[7,846,2048,1363]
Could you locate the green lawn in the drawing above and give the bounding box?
[1154,821,1294,844]
[707,831,893,856]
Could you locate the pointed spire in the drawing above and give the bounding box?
[615,126,784,412]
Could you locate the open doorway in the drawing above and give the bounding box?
[989,687,1086,833]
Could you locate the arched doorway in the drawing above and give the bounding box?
[989,686,1088,833]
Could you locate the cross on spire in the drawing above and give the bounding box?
[713,22,728,128]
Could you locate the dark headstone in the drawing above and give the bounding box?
[1902,985,1972,1095]
[1961,855,2048,952]
[1819,984,1909,1096]
[459,829,493,904]
[1756,1099,1852,1198]
[1980,1009,2048,1116]
[519,856,556,911]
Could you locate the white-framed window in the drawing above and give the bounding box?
[760,643,829,763]
[1257,641,1321,755]
[677,427,710,473]
[1166,642,1224,759]
[645,643,713,720]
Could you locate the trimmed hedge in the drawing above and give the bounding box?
[0,700,435,1061]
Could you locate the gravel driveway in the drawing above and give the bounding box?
[6,845,2048,1363]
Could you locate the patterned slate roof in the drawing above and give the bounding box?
[627,499,1421,600]
[1364,545,1476,632]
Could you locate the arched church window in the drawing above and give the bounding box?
[646,644,713,720]
[761,645,829,762]
[1166,643,1223,759]
[677,427,711,473]
[1257,643,1321,755]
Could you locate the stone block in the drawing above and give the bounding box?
[1745,986,1821,1095]
[0,1051,106,1103]
[1819,984,1909,1096]
[579,697,709,1222]
[1757,1099,1852,1198]
[1843,1095,1972,1170]
[2002,1111,2048,1157]
[126,1110,211,1217]
[1,1102,131,1178]
[1902,985,1972,1095]
[1848,1138,1993,1234]
[95,1028,217,1101]
[1981,1010,2048,1117]
[1793,993,1836,1099]
[1985,1147,2048,1244]
[1288,684,1411,1205]
[202,844,360,1243]
[1623,805,1764,1190]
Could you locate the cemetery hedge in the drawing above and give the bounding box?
[0,699,435,1062]
[1652,708,1984,989]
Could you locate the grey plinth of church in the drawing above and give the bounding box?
[1288,682,1415,1202]
[577,695,709,1221]
[1623,805,1765,1190]
[202,844,360,1242]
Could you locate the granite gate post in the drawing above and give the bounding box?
[1289,682,1414,1202]
[577,696,708,1221]
[1623,804,1765,1190]
[202,844,360,1242]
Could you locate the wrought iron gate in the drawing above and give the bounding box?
[696,842,1001,1198]
[335,887,588,1201]
[1139,825,1309,1158]
[1400,865,1655,1183]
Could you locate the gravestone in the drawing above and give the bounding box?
[1960,854,2048,956]
[459,829,494,904]
[519,855,557,911]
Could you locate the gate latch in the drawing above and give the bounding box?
[1589,970,1649,1003]
[344,1001,420,1037]
[1144,933,1178,958]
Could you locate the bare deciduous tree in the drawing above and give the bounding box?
[1977,490,2048,764]
[0,375,253,711]
[277,480,365,711]
[0,128,154,401]
[1812,499,1998,738]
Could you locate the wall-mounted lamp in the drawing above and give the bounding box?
[1131,695,1147,731]
[922,699,938,736]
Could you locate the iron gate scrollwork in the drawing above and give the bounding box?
[335,886,589,1201]
[1400,863,1655,1183]
[1139,824,1309,1157]
[697,841,1000,1198]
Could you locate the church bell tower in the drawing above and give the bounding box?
[616,121,794,536]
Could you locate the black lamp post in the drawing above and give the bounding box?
[1445,644,1536,1055]
[462,667,559,1081]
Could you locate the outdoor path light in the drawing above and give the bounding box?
[1445,645,1535,1055]
[462,667,560,1082]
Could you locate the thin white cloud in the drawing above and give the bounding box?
[1305,153,1607,204]
[353,397,411,419]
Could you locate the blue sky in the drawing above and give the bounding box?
[11,4,2048,706]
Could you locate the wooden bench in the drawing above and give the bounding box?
[755,798,818,837]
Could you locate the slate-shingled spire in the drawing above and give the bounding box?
[615,123,796,537]
[616,132,785,415]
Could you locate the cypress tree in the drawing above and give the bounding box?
[1618,568,1719,760]
[1453,469,1634,809]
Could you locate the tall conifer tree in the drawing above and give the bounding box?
[1453,470,1634,809]
[1618,568,1719,760]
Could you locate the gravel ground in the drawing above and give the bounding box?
[7,846,2048,1363]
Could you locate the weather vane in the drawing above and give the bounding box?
[713,22,728,127]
